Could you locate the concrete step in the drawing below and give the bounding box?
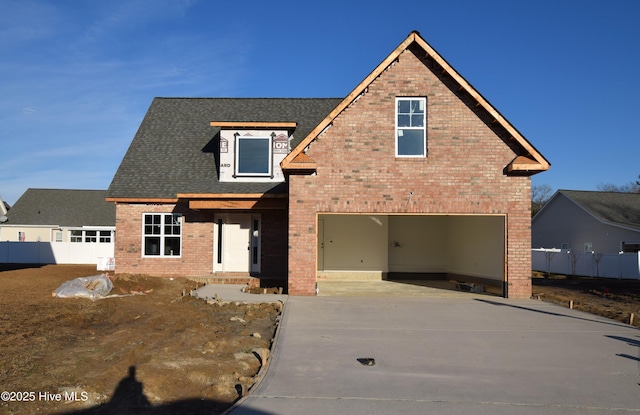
[317,271,384,281]
[316,280,477,297]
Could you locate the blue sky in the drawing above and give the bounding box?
[1,0,639,205]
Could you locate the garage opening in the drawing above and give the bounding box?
[317,214,505,297]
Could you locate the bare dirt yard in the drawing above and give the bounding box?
[0,264,282,415]
[532,272,640,328]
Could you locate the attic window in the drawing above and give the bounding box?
[235,136,272,177]
[396,97,426,157]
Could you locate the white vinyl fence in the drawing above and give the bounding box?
[0,241,114,267]
[532,249,640,279]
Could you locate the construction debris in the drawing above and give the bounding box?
[53,274,113,300]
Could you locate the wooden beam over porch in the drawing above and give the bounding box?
[179,193,288,210]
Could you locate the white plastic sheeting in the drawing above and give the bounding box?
[53,274,113,300]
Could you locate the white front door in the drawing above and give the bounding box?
[215,214,260,273]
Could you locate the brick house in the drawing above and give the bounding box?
[107,31,549,298]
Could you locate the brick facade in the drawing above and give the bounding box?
[287,45,533,298]
[114,202,287,280]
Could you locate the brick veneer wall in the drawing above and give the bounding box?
[287,44,533,298]
[114,202,288,279]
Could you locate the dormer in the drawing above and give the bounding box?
[210,121,296,183]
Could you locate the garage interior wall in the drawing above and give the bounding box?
[318,214,504,283]
[320,215,389,272]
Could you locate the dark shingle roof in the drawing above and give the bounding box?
[560,190,640,230]
[107,98,342,199]
[5,189,115,227]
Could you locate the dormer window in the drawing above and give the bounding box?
[211,121,296,183]
[235,136,272,177]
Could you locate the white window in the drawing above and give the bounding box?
[235,136,272,176]
[70,230,83,243]
[143,214,182,257]
[99,231,112,243]
[55,231,63,242]
[69,229,111,243]
[584,242,593,253]
[85,230,97,243]
[396,97,426,157]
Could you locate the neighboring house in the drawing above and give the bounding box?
[107,31,549,298]
[0,194,8,218]
[0,189,115,265]
[532,190,640,254]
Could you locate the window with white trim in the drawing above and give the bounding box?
[70,230,83,243]
[143,214,182,257]
[69,229,112,243]
[85,230,97,243]
[235,136,272,176]
[99,230,112,243]
[396,97,426,157]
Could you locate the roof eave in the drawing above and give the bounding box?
[506,156,550,175]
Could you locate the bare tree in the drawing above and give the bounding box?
[531,184,553,217]
[597,174,640,193]
[593,252,603,277]
[568,251,579,277]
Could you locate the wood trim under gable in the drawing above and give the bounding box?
[506,155,546,173]
[281,31,550,174]
[210,121,297,128]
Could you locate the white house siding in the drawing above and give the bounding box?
[532,194,640,254]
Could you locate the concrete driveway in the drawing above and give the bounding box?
[227,295,640,415]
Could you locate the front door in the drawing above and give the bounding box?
[215,214,260,273]
[317,218,324,271]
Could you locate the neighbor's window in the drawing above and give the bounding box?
[70,230,83,243]
[235,136,272,176]
[396,97,426,157]
[143,213,182,257]
[85,230,97,243]
[99,230,112,243]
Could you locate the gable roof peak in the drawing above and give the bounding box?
[282,31,550,174]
